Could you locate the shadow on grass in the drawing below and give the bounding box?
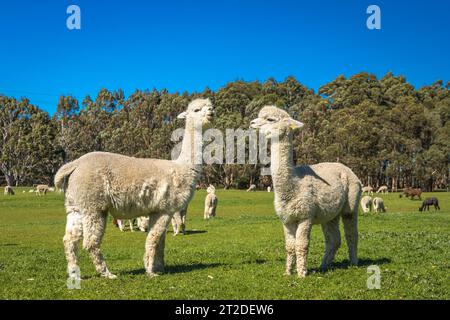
[184,230,207,236]
[309,257,391,274]
[167,230,207,236]
[122,262,224,276]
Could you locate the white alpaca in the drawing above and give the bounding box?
[54,98,214,279]
[137,216,150,232]
[204,185,218,219]
[267,186,272,192]
[4,186,14,195]
[247,184,257,192]
[117,219,135,232]
[373,197,386,213]
[376,186,388,194]
[171,209,187,236]
[360,196,372,213]
[251,106,361,277]
[35,184,49,196]
[362,186,373,195]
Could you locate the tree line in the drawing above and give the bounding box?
[1,72,449,191]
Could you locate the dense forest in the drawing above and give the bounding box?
[1,72,449,191]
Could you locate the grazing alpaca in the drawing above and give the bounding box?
[360,196,372,213]
[401,187,422,200]
[372,197,386,213]
[362,186,373,195]
[4,186,14,195]
[204,185,218,219]
[54,98,213,279]
[36,184,49,196]
[247,184,257,192]
[419,198,440,212]
[376,186,388,194]
[251,106,361,277]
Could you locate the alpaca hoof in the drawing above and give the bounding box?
[147,272,161,278]
[102,272,117,279]
[297,270,307,278]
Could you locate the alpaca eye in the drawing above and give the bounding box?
[267,118,276,122]
[194,109,201,112]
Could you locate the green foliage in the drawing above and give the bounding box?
[0,72,449,190]
[0,189,449,299]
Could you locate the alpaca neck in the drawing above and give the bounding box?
[175,118,203,175]
[270,132,296,196]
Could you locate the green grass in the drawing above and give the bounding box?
[0,188,449,300]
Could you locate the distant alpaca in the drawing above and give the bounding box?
[171,209,187,236]
[204,185,218,219]
[362,186,373,195]
[137,216,150,232]
[36,184,49,196]
[251,106,361,277]
[117,219,135,232]
[401,187,422,200]
[247,184,257,192]
[360,196,372,213]
[372,197,386,213]
[419,198,440,212]
[54,98,214,279]
[4,186,14,195]
[267,186,272,192]
[376,186,388,194]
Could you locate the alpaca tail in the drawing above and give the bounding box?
[54,160,79,192]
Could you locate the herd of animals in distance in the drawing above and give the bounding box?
[0,99,445,280]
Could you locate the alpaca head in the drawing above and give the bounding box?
[177,98,214,126]
[206,184,215,194]
[250,106,304,139]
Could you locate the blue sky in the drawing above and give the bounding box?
[0,0,449,114]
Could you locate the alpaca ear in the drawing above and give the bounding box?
[288,118,304,130]
[177,111,187,119]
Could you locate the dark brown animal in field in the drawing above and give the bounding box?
[419,198,440,212]
[400,187,422,200]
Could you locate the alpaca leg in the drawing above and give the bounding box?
[63,210,83,278]
[171,211,182,236]
[282,223,297,275]
[118,219,124,232]
[320,215,341,270]
[82,212,116,279]
[295,220,313,278]
[342,213,358,266]
[144,213,171,276]
[179,209,187,235]
[129,220,135,232]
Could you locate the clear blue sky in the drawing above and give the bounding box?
[0,0,449,114]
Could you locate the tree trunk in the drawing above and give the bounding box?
[4,173,15,187]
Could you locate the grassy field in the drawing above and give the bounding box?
[0,188,449,300]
